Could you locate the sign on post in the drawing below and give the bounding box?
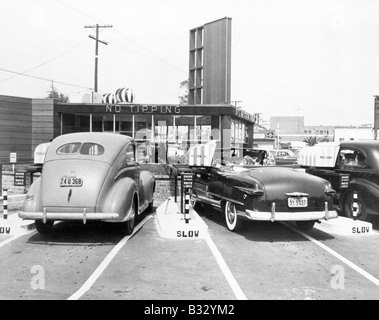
[181,172,193,190]
[14,171,26,187]
[181,172,193,223]
[10,153,17,163]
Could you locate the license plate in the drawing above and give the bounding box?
[60,176,83,187]
[288,197,308,208]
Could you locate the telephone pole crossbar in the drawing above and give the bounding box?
[85,24,113,93]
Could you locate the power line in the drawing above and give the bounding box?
[0,67,92,91]
[0,38,87,84]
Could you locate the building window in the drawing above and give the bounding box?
[134,115,153,141]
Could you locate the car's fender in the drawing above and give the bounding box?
[139,170,155,204]
[99,177,138,222]
[346,178,379,214]
[23,178,42,212]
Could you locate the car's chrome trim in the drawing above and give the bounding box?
[285,192,309,197]
[18,211,120,223]
[244,208,338,222]
[207,192,244,206]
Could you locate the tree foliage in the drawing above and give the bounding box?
[303,135,330,146]
[46,82,70,103]
[318,135,330,143]
[178,79,189,104]
[303,136,318,146]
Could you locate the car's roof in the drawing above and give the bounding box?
[45,132,134,163]
[340,140,379,149]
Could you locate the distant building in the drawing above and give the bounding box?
[266,116,374,148]
[303,125,335,137]
[270,116,304,134]
[334,125,374,141]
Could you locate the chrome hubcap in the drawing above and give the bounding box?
[227,203,236,224]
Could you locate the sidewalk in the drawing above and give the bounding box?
[155,197,208,240]
[0,210,35,236]
[0,194,26,213]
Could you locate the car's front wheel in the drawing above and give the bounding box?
[224,201,241,232]
[35,220,54,234]
[295,220,316,231]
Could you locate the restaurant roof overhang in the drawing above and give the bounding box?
[54,103,256,125]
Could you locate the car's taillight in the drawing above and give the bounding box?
[325,189,336,197]
[236,186,264,197]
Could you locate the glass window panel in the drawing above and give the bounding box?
[91,114,103,132]
[154,115,174,142]
[103,114,114,132]
[134,115,153,141]
[80,143,104,156]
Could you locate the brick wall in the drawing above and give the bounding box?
[1,163,188,205]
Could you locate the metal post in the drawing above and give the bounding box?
[174,173,177,203]
[180,173,184,213]
[3,188,8,220]
[184,190,190,223]
[0,164,2,197]
[94,24,99,92]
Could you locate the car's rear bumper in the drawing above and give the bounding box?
[244,204,338,222]
[18,210,120,224]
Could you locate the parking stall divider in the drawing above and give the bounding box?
[281,222,379,287]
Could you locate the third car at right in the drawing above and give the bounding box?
[298,140,379,221]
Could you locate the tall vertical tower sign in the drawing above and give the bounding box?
[375,96,379,140]
[188,17,232,105]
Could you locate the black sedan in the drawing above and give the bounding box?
[298,140,379,221]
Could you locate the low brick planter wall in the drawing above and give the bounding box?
[1,163,190,207]
[140,163,186,204]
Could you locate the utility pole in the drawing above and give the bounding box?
[84,24,113,92]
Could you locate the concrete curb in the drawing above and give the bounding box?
[155,197,208,240]
[0,213,35,236]
[314,216,374,236]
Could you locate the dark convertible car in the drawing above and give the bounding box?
[191,163,337,232]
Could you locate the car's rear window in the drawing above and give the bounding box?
[57,143,104,156]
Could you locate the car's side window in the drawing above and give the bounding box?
[57,143,81,154]
[125,144,135,163]
[80,143,104,156]
[339,148,366,168]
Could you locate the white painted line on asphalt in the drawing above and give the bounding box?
[204,234,248,300]
[67,215,152,300]
[0,230,34,249]
[282,222,379,287]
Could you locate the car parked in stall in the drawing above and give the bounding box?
[19,132,155,234]
[266,149,300,165]
[298,140,379,221]
[190,160,338,232]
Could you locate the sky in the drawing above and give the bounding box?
[1,0,379,126]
